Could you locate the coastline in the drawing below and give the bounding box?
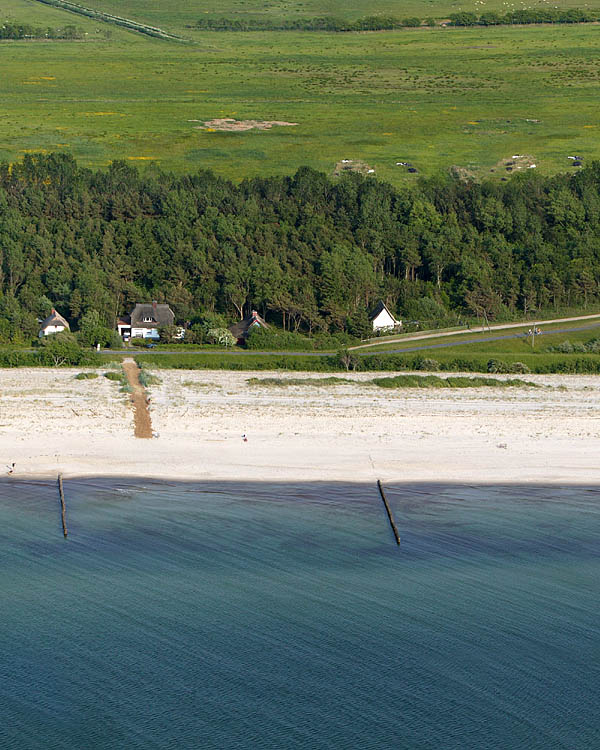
[1,368,599,485]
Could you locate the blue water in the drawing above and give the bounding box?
[0,479,598,749]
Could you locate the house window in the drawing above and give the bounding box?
[143,316,153,323]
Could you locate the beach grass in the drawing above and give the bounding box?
[370,374,537,388]
[248,376,352,386]
[248,374,538,388]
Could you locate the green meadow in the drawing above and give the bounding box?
[40,0,600,31]
[2,0,600,183]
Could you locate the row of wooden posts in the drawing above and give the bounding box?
[55,474,399,546]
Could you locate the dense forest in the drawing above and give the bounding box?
[1,153,600,344]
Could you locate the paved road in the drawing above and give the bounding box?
[360,322,600,356]
[350,312,600,351]
[111,321,600,358]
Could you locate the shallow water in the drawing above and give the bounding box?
[0,479,598,749]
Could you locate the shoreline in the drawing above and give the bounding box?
[1,368,599,486]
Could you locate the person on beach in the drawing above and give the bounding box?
[6,462,15,475]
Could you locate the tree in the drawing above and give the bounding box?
[207,327,236,347]
[77,309,112,348]
[336,349,360,371]
[159,324,181,342]
[38,331,84,366]
[347,307,372,339]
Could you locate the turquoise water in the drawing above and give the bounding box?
[0,479,599,749]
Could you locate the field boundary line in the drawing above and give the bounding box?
[33,0,186,41]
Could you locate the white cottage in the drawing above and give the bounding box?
[369,301,401,333]
[38,309,70,337]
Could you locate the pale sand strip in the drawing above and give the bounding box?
[0,368,599,485]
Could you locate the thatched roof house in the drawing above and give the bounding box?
[39,309,70,337]
[229,310,269,343]
[117,302,175,340]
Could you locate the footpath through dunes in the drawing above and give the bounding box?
[122,359,153,439]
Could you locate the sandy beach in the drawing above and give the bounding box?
[0,367,599,484]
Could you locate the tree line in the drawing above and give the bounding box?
[448,8,599,26]
[0,22,84,39]
[193,16,426,32]
[2,152,600,345]
[193,9,600,32]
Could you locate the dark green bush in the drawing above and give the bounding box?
[415,357,441,371]
[509,362,531,374]
[487,358,510,374]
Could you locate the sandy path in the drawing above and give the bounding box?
[122,360,152,439]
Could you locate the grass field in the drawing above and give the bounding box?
[2,0,600,183]
[35,0,600,32]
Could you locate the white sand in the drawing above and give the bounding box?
[0,368,599,484]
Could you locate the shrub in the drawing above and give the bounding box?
[74,372,99,379]
[509,361,531,374]
[104,371,123,381]
[245,327,313,351]
[415,357,441,371]
[138,371,162,387]
[554,340,574,353]
[487,358,510,374]
[0,350,39,367]
[207,327,236,347]
[130,338,148,347]
[38,332,87,367]
[371,374,536,389]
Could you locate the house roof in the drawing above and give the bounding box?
[130,303,174,328]
[229,310,269,340]
[39,309,70,330]
[369,300,399,323]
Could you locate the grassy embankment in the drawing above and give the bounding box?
[2,0,600,183]
[135,324,600,373]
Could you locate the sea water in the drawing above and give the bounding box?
[0,479,598,749]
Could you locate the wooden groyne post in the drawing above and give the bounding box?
[57,473,68,538]
[377,479,400,546]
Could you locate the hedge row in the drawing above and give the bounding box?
[135,351,600,374]
[0,350,101,367]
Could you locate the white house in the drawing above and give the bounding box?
[369,301,401,333]
[39,309,70,337]
[117,302,175,340]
